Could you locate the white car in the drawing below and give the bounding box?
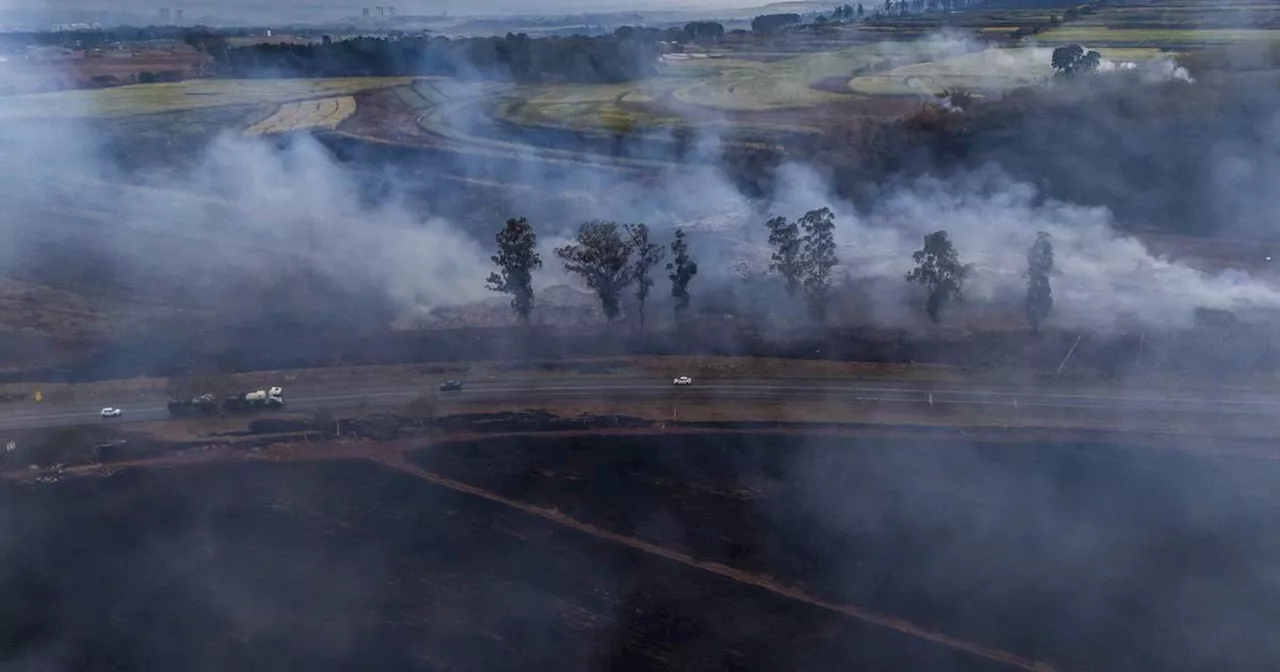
[673,376,693,386]
[100,407,122,418]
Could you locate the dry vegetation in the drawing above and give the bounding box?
[245,95,357,135]
[0,77,409,120]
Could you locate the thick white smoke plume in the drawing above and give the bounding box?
[885,31,1195,98]
[712,164,1280,331]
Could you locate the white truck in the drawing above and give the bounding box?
[169,386,285,416]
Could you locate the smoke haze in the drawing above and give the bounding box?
[0,15,1276,343]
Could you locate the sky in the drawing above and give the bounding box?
[0,0,817,26]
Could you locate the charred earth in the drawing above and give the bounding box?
[3,432,1278,671]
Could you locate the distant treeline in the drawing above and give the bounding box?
[209,31,663,83]
[0,25,332,50]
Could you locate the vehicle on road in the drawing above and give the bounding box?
[440,380,464,392]
[673,376,693,386]
[167,386,285,417]
[100,407,122,418]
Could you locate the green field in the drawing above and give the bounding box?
[0,77,411,119]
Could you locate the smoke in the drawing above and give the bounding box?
[0,20,1273,347]
[1096,55,1195,84]
[676,162,1280,331]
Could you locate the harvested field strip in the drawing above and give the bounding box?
[0,77,409,119]
[245,96,357,135]
[410,77,470,104]
[417,96,687,170]
[393,84,433,108]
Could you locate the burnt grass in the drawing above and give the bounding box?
[3,435,1280,671]
[1,458,1001,672]
[411,434,1280,672]
[4,320,1278,385]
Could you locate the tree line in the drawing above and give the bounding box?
[485,212,1057,332]
[486,218,698,329]
[211,31,661,83]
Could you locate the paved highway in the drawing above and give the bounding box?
[2,378,1280,431]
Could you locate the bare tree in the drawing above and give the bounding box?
[625,223,665,332]
[485,217,542,323]
[555,221,634,324]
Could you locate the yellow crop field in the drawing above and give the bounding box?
[245,96,357,135]
[0,77,409,120]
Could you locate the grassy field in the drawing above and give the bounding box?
[0,77,410,120]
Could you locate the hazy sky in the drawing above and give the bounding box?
[6,0,805,18]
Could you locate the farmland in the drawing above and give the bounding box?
[245,96,357,136]
[0,77,409,120]
[0,0,1277,365]
[8,7,1280,671]
[6,425,1280,671]
[1,1,1276,165]
[1036,26,1280,47]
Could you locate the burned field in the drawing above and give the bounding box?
[0,457,1004,672]
[4,432,1280,671]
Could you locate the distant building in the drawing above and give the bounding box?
[362,7,370,18]
[388,5,395,16]
[158,7,170,22]
[377,6,384,17]
[51,22,101,32]
[176,9,183,24]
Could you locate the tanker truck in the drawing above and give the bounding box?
[168,386,286,417]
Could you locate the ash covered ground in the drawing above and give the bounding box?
[3,433,1279,671]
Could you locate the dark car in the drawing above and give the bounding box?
[439,380,464,392]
